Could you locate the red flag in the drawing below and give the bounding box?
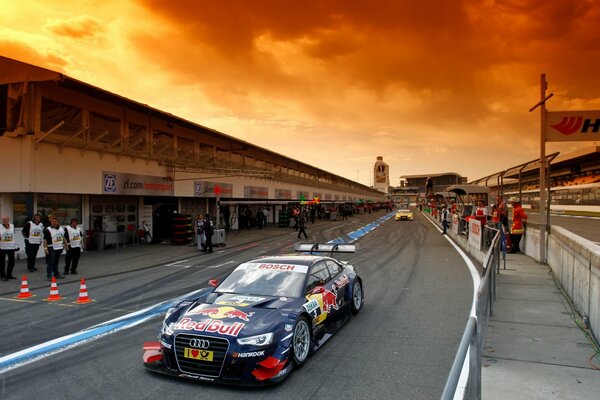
[214,185,221,195]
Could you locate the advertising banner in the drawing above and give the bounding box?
[194,181,233,198]
[452,214,459,235]
[102,171,173,196]
[244,185,268,199]
[296,191,309,200]
[546,111,600,142]
[468,218,483,251]
[275,189,292,200]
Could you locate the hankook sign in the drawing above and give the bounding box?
[546,110,600,142]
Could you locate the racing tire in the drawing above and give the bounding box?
[351,280,363,315]
[291,316,311,366]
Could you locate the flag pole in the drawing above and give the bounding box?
[539,74,547,263]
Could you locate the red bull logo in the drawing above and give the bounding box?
[187,306,254,321]
[321,289,338,313]
[175,317,245,337]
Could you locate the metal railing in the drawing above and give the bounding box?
[441,230,500,400]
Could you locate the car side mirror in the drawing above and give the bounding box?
[312,286,325,295]
[208,279,219,288]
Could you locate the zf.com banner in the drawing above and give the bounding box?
[546,110,600,142]
[102,171,174,196]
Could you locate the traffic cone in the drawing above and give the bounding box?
[15,275,34,299]
[45,277,62,301]
[74,278,93,304]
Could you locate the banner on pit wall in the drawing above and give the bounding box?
[468,218,483,251]
[452,214,459,235]
[102,171,173,196]
[546,111,600,142]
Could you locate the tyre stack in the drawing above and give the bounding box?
[278,209,289,228]
[171,215,193,245]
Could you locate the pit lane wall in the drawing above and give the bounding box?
[425,210,600,349]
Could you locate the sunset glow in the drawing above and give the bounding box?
[2,0,599,184]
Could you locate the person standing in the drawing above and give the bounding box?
[508,197,528,253]
[441,205,450,235]
[496,195,509,231]
[196,214,205,251]
[297,213,308,239]
[43,217,66,281]
[0,215,18,281]
[64,218,84,275]
[203,214,214,253]
[22,213,44,272]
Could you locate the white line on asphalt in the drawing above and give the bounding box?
[208,261,236,269]
[164,259,189,266]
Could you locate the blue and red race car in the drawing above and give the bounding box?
[143,243,363,385]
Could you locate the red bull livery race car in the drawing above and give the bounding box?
[143,243,363,385]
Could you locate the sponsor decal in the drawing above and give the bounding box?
[179,373,214,381]
[284,324,293,332]
[332,275,350,291]
[321,289,339,313]
[103,174,117,193]
[303,299,319,313]
[175,317,245,337]
[258,263,297,271]
[187,306,254,322]
[159,339,172,350]
[232,350,266,358]
[184,348,213,361]
[276,365,290,378]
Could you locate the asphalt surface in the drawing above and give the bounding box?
[0,211,474,400]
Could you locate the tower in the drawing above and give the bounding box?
[373,156,389,194]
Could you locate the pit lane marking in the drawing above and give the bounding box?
[165,259,189,266]
[208,261,236,269]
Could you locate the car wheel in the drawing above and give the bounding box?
[351,280,363,315]
[291,317,311,366]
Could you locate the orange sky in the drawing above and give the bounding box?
[1,0,599,185]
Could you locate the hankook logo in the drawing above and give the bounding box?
[189,339,210,349]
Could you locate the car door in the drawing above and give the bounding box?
[325,259,351,314]
[304,261,332,325]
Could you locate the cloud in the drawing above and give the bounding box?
[44,15,106,40]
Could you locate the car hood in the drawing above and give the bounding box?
[168,293,299,338]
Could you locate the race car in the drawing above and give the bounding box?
[143,243,363,385]
[395,209,414,221]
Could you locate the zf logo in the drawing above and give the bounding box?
[104,174,117,192]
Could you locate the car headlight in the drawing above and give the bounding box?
[236,332,274,346]
[161,321,175,337]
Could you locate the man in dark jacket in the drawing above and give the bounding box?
[203,214,214,253]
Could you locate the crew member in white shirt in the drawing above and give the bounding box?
[23,213,44,272]
[43,217,66,281]
[64,218,84,275]
[1,215,18,281]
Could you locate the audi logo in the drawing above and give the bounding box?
[189,339,210,349]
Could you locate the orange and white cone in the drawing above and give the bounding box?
[15,275,34,299]
[74,278,93,304]
[45,277,62,301]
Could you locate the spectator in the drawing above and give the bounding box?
[425,177,434,197]
[441,205,450,235]
[508,197,528,253]
[496,195,509,231]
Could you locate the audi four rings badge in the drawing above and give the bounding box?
[189,339,210,349]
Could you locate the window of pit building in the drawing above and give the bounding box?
[177,136,195,161]
[40,97,83,141]
[12,193,34,228]
[89,112,121,147]
[127,123,147,153]
[152,129,174,158]
[37,193,82,227]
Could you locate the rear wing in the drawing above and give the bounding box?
[294,243,357,256]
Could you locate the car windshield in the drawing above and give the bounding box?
[215,262,307,297]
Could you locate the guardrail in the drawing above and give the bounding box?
[441,230,500,400]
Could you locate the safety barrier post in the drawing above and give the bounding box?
[468,320,481,400]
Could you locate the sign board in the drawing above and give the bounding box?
[468,218,483,251]
[244,185,268,199]
[452,214,459,235]
[546,110,600,142]
[194,181,233,198]
[275,189,292,200]
[102,171,173,196]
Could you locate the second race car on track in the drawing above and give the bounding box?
[394,209,414,221]
[143,243,363,385]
